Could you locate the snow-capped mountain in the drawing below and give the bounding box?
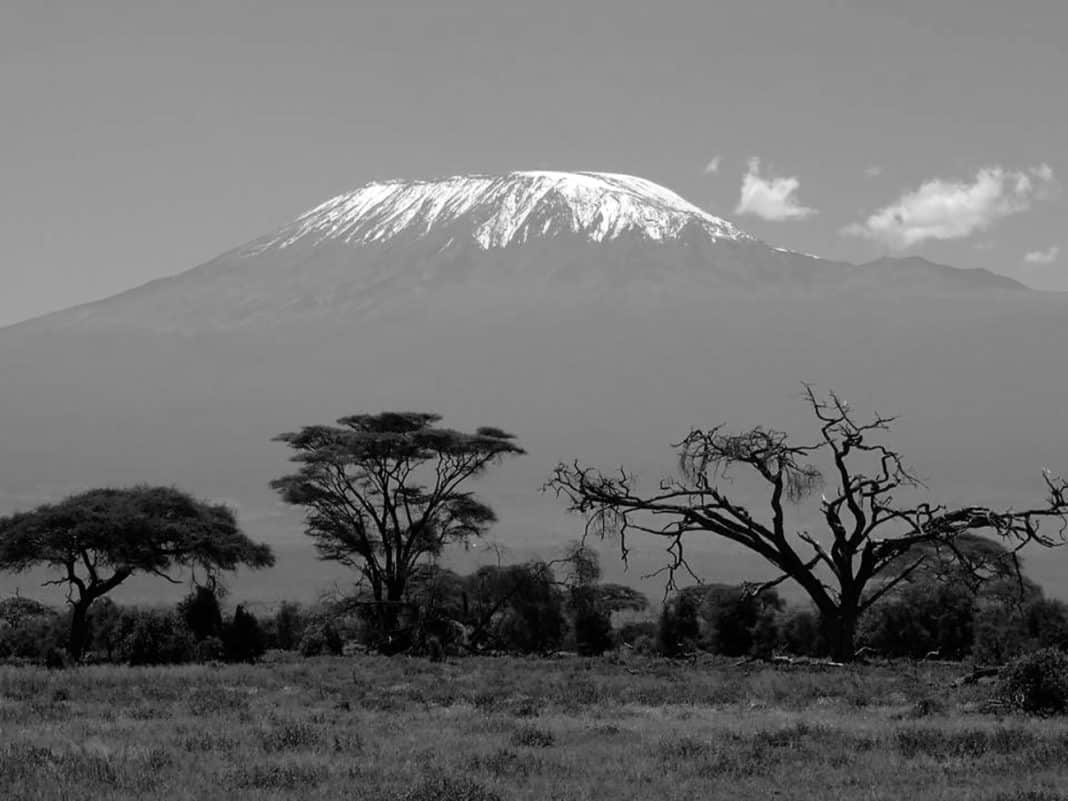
[10,169,1027,335]
[250,171,754,253]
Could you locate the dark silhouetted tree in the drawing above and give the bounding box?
[561,543,647,656]
[272,412,523,651]
[465,562,565,653]
[178,585,224,642]
[658,587,703,657]
[0,486,274,661]
[548,388,1068,661]
[272,601,305,651]
[223,605,266,663]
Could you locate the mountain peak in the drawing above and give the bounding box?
[249,170,755,254]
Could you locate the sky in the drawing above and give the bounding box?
[2,0,1066,327]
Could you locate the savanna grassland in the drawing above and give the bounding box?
[2,654,1066,801]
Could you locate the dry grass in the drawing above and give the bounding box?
[1,653,1067,800]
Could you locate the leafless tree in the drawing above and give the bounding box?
[547,387,1068,661]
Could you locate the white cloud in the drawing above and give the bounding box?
[1033,163,1055,182]
[703,156,721,175]
[734,157,817,221]
[1024,245,1060,264]
[843,165,1057,249]
[864,165,883,178]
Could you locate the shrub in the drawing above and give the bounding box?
[509,725,555,748]
[657,588,701,656]
[260,719,323,752]
[400,775,502,801]
[116,609,195,666]
[272,602,306,651]
[193,636,225,662]
[858,580,974,659]
[85,598,124,660]
[178,586,223,641]
[779,607,825,656]
[572,602,613,656]
[0,602,66,663]
[997,648,1068,715]
[299,622,344,657]
[617,620,656,646]
[222,605,266,663]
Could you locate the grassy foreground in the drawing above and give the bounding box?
[1,653,1067,801]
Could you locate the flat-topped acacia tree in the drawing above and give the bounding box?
[271,412,524,651]
[0,486,275,661]
[547,387,1068,662]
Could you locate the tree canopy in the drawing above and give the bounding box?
[0,485,274,660]
[548,387,1068,661]
[271,411,523,650]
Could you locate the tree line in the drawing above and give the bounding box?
[2,391,1067,665]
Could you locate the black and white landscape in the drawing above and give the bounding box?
[5,5,1068,799]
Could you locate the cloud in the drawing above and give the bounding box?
[843,165,1057,249]
[1033,163,1055,182]
[1024,245,1060,264]
[864,165,883,178]
[734,158,817,221]
[703,156,721,175]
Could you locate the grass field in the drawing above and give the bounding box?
[2,653,1067,801]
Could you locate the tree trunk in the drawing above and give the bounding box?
[822,609,858,663]
[68,598,93,662]
[369,579,407,654]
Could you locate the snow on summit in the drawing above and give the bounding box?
[255,171,754,252]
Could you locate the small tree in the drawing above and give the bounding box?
[0,486,274,661]
[561,543,648,656]
[272,412,523,651]
[548,388,1068,661]
[465,562,566,653]
[272,601,306,651]
[178,585,224,642]
[223,605,266,663]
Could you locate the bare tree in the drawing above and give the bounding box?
[547,387,1068,661]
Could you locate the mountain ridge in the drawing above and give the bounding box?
[2,171,1031,336]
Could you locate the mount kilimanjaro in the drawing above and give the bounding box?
[15,171,1023,335]
[1,171,1064,602]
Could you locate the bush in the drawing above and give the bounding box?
[0,601,66,663]
[400,775,502,801]
[299,622,344,657]
[859,580,974,659]
[271,602,305,651]
[178,586,223,641]
[571,590,613,656]
[116,609,195,665]
[194,636,225,662]
[997,648,1068,715]
[657,588,701,656]
[470,562,565,654]
[222,605,266,663]
[85,598,124,660]
[779,608,825,657]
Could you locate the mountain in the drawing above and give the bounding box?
[13,171,1023,336]
[0,171,1063,604]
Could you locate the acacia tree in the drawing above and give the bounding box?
[271,412,524,650]
[547,388,1068,661]
[0,486,275,661]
